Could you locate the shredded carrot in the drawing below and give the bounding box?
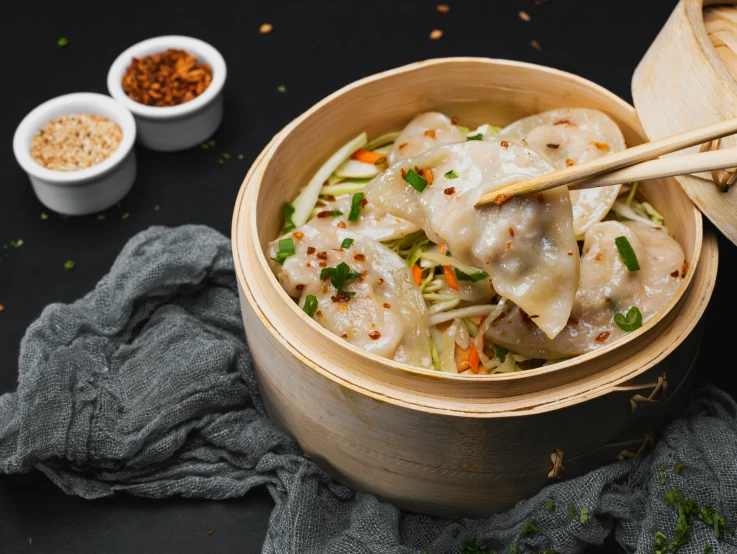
[439,244,459,290]
[468,343,480,373]
[351,149,384,164]
[412,264,423,285]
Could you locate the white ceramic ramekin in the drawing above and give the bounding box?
[13,92,137,215]
[106,35,226,151]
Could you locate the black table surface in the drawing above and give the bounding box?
[1,0,735,552]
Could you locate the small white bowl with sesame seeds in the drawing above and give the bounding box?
[106,35,226,151]
[13,92,137,216]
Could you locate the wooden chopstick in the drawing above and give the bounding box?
[475,116,737,206]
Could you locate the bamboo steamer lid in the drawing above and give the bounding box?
[633,0,737,245]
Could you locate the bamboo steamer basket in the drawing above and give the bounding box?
[232,58,719,517]
[633,0,737,245]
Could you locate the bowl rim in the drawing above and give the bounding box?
[12,92,137,185]
[234,57,708,392]
[106,35,227,120]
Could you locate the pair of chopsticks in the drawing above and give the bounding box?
[476,117,737,206]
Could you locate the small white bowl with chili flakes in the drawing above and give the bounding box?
[107,35,226,151]
[13,92,137,215]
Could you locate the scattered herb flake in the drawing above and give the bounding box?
[705,545,712,554]
[218,158,224,165]
[567,504,577,519]
[97,214,105,221]
[660,476,667,485]
[154,205,160,212]
[277,85,287,93]
[615,236,640,271]
[222,153,231,159]
[58,37,68,47]
[614,306,643,332]
[466,133,483,141]
[272,238,296,264]
[545,500,556,512]
[64,260,75,271]
[121,212,130,220]
[282,203,297,233]
[40,212,49,220]
[349,192,365,222]
[654,531,668,554]
[445,169,459,179]
[303,295,318,317]
[522,520,540,537]
[658,464,666,472]
[403,169,428,192]
[238,154,244,160]
[580,507,589,524]
[10,240,23,249]
[320,262,361,294]
[341,238,354,249]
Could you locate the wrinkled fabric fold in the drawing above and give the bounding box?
[1,225,735,554]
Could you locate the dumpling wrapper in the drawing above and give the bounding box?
[307,194,419,242]
[388,112,465,164]
[268,225,432,368]
[365,140,579,339]
[499,108,626,239]
[486,220,685,359]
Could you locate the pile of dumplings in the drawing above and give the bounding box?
[268,108,687,374]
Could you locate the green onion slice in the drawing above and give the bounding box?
[466,133,483,141]
[348,192,365,222]
[614,236,640,271]
[303,295,318,317]
[272,238,296,264]
[456,268,489,282]
[614,306,642,332]
[444,170,459,179]
[341,238,354,249]
[282,203,296,232]
[403,169,428,192]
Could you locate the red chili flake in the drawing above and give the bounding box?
[292,231,304,240]
[595,331,611,343]
[307,246,316,255]
[359,198,368,208]
[377,278,384,285]
[424,129,437,138]
[444,187,455,195]
[316,251,328,260]
[208,530,215,535]
[317,211,333,218]
[429,29,443,40]
[567,251,574,256]
[555,119,573,125]
[530,39,541,51]
[595,253,603,261]
[425,169,434,185]
[506,240,512,250]
[585,247,590,254]
[495,193,513,205]
[500,140,509,149]
[354,253,366,261]
[604,297,612,303]
[547,143,560,149]
[368,330,381,340]
[568,317,579,326]
[529,314,539,319]
[451,116,460,125]
[400,167,407,179]
[566,159,575,167]
[296,284,305,290]
[319,262,327,268]
[538,194,544,203]
[331,292,352,303]
[592,142,610,151]
[519,309,532,322]
[383,303,391,308]
[509,227,515,237]
[399,143,408,151]
[681,262,689,277]
[361,270,369,276]
[0,304,4,312]
[519,10,531,21]
[316,310,323,317]
[337,221,347,228]
[437,4,450,13]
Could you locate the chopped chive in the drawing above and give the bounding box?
[121,212,130,220]
[282,202,296,232]
[545,500,556,511]
[303,295,318,317]
[97,214,105,221]
[567,504,577,519]
[456,268,489,282]
[615,236,640,271]
[348,192,365,221]
[614,306,642,332]
[272,238,296,264]
[660,476,667,485]
[58,37,68,47]
[522,520,540,537]
[444,170,459,179]
[466,133,483,141]
[403,169,428,192]
[10,239,24,249]
[341,238,354,249]
[154,205,160,212]
[320,261,361,293]
[64,260,75,271]
[200,142,210,149]
[625,182,639,207]
[238,154,245,160]
[40,212,49,220]
[580,507,590,524]
[208,140,216,147]
[218,158,224,165]
[277,85,287,93]
[222,153,231,159]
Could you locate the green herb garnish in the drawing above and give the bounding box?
[545,500,556,512]
[580,507,589,524]
[445,170,459,179]
[615,236,640,271]
[658,464,666,472]
[303,295,318,317]
[277,85,287,93]
[349,192,365,222]
[495,345,508,363]
[660,476,667,485]
[466,133,483,141]
[121,212,130,220]
[654,531,668,554]
[10,240,23,249]
[625,182,639,207]
[272,238,296,264]
[567,504,577,519]
[155,205,160,212]
[282,202,297,232]
[58,37,68,47]
[614,306,643,332]
[403,169,428,192]
[222,153,231,159]
[521,520,540,537]
[456,268,490,282]
[238,154,245,160]
[64,260,75,271]
[97,214,105,221]
[217,158,224,165]
[705,545,712,554]
[341,238,354,249]
[320,262,361,294]
[40,213,49,220]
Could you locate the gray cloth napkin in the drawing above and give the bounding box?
[1,225,735,554]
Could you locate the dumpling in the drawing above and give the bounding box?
[486,220,685,359]
[498,108,626,238]
[365,139,579,339]
[268,225,432,368]
[306,194,419,242]
[388,112,465,164]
